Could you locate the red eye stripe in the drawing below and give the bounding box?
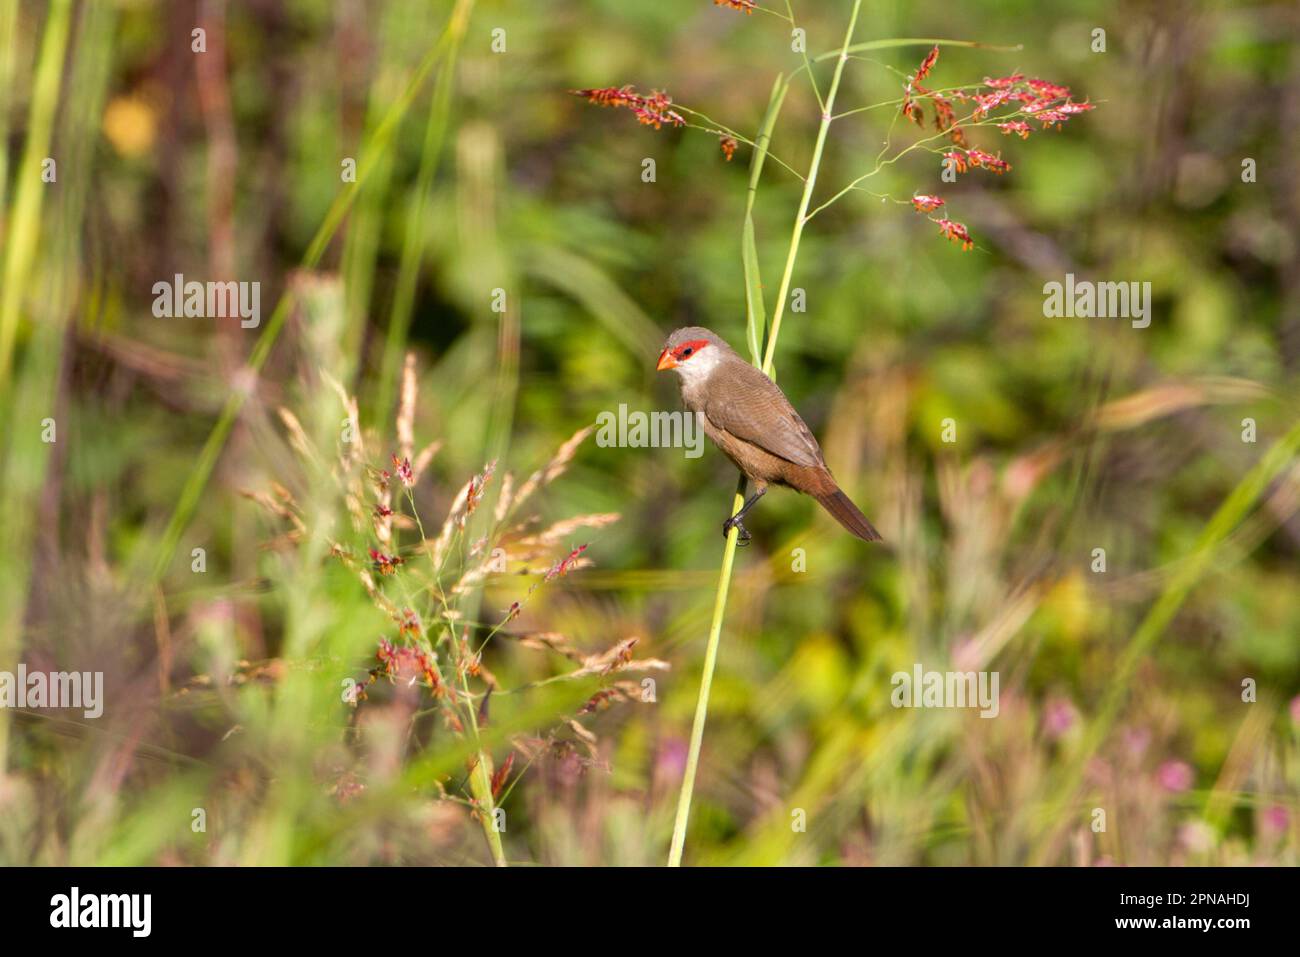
[673,339,710,360]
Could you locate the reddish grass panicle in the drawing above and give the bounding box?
[571,86,685,129]
[243,355,667,865]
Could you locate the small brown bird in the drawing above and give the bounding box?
[657,326,882,544]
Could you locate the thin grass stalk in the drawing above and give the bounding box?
[760,2,861,379]
[667,473,747,866]
[460,128,519,868]
[438,291,519,867]
[668,0,863,867]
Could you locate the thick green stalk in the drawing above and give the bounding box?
[668,0,863,867]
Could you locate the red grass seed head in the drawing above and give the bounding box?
[913,45,940,85]
[936,218,974,251]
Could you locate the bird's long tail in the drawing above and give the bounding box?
[813,486,883,542]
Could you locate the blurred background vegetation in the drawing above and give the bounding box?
[0,0,1297,865]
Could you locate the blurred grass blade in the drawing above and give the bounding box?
[0,0,109,773]
[0,0,76,769]
[149,4,475,586]
[523,244,664,358]
[1033,415,1300,861]
[340,0,429,384]
[0,0,72,396]
[812,37,1022,63]
[375,0,474,424]
[0,0,19,229]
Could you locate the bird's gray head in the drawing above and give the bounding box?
[656,326,734,383]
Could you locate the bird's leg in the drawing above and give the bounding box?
[722,486,766,546]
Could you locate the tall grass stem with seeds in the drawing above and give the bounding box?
[668,0,864,867]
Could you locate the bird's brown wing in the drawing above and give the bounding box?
[703,359,825,469]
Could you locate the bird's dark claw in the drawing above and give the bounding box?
[722,515,752,546]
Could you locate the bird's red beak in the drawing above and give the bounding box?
[656,348,677,371]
